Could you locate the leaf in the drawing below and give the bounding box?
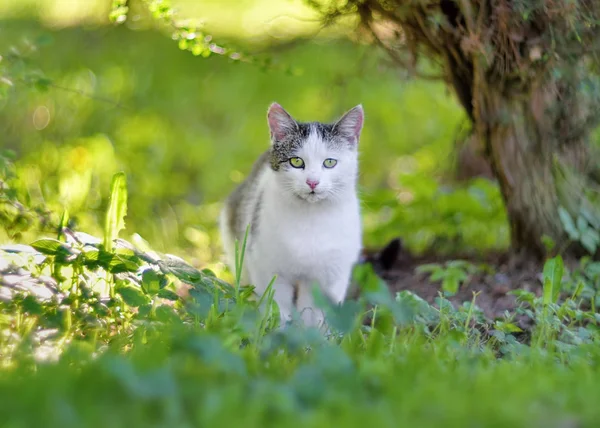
[442,276,459,295]
[22,295,44,315]
[34,78,52,93]
[542,255,564,305]
[103,172,128,251]
[103,357,177,399]
[576,216,589,233]
[353,263,384,293]
[415,263,441,274]
[117,285,149,307]
[155,306,179,324]
[581,230,599,255]
[558,206,579,240]
[541,234,556,252]
[580,206,600,229]
[158,258,202,284]
[429,269,445,282]
[31,238,68,255]
[109,252,141,273]
[82,249,138,273]
[142,269,161,295]
[31,238,76,262]
[157,289,179,301]
[58,208,69,239]
[395,290,437,323]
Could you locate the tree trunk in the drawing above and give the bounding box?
[344,0,600,258]
[468,74,600,258]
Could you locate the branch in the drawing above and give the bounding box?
[365,21,444,81]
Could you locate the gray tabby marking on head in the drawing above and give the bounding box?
[267,104,356,171]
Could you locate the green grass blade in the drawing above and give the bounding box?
[103,172,128,251]
[542,255,564,305]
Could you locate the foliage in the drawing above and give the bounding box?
[559,205,600,255]
[0,19,513,265]
[2,174,600,426]
[111,0,242,61]
[0,150,52,241]
[415,259,487,295]
[364,176,509,254]
[2,3,600,426]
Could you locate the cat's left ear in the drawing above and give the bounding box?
[267,102,298,143]
[333,104,364,146]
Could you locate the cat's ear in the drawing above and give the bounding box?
[267,103,298,143]
[334,104,364,146]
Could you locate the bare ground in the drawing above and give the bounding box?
[360,238,546,331]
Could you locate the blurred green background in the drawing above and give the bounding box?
[0,0,512,278]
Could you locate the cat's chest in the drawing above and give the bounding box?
[254,199,359,266]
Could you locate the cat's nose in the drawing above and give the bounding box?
[306,179,319,190]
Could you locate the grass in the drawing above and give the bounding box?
[2,169,600,427]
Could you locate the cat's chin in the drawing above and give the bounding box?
[294,191,326,203]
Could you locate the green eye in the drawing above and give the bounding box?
[289,157,305,168]
[323,158,337,168]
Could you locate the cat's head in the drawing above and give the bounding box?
[266,102,364,203]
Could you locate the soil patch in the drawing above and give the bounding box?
[361,239,546,331]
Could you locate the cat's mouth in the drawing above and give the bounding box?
[305,191,323,202]
[295,190,323,202]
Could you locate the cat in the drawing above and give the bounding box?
[219,102,364,328]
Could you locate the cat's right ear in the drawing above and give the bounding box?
[267,103,298,143]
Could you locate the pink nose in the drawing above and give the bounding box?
[306,179,319,190]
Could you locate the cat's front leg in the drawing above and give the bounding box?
[295,283,325,328]
[256,278,295,328]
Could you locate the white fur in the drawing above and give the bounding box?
[220,113,362,329]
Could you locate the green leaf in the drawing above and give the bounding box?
[429,269,445,282]
[117,285,149,307]
[155,306,179,324]
[108,253,141,273]
[34,78,52,93]
[31,238,74,260]
[104,172,128,251]
[576,216,589,233]
[542,255,564,305]
[142,269,161,295]
[442,277,459,295]
[178,39,189,50]
[541,234,556,252]
[158,258,202,284]
[31,238,65,255]
[22,295,44,315]
[415,263,440,274]
[83,249,138,273]
[83,249,115,270]
[581,230,599,254]
[58,208,69,239]
[157,289,179,301]
[558,206,579,240]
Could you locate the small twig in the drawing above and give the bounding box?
[366,22,444,81]
[16,77,127,110]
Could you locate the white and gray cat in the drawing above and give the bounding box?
[219,103,364,328]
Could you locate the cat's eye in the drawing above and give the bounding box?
[323,158,337,168]
[289,157,305,168]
